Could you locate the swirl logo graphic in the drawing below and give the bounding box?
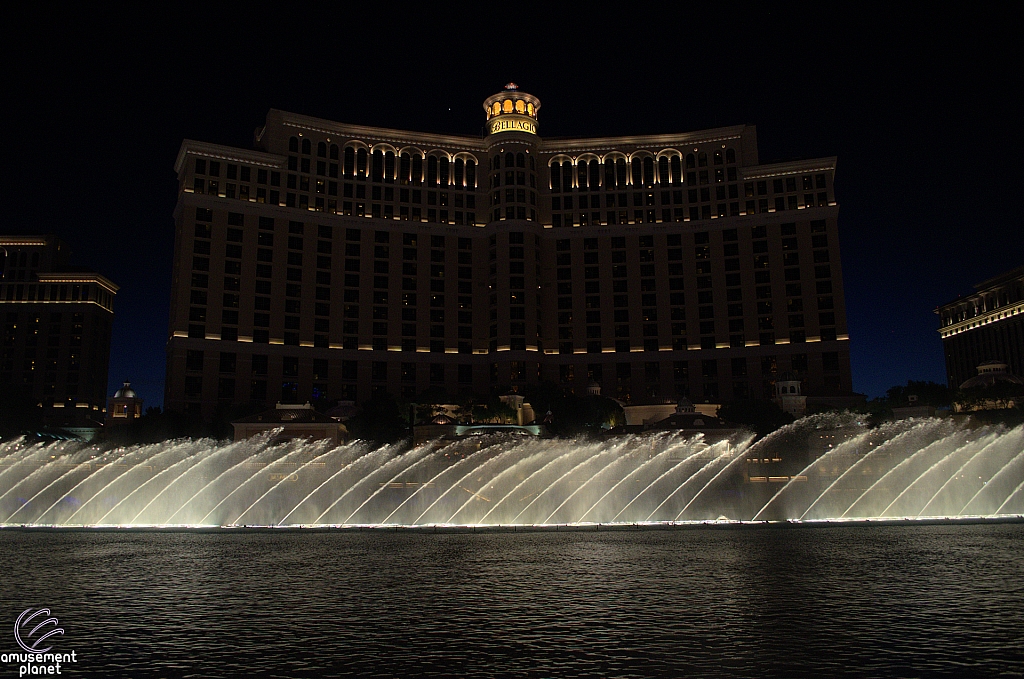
[14,608,64,653]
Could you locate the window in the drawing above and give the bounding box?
[185,350,204,371]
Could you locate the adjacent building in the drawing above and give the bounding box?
[0,235,118,433]
[936,266,1024,389]
[166,85,852,418]
[231,402,346,446]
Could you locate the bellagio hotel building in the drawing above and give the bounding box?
[166,85,851,417]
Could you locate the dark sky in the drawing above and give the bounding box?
[4,7,1020,408]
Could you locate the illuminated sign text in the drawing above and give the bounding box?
[489,116,536,135]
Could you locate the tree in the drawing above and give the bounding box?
[209,401,266,440]
[482,394,518,424]
[346,393,409,443]
[0,386,44,439]
[451,391,476,423]
[885,380,952,408]
[413,386,451,423]
[522,381,564,416]
[852,396,894,427]
[544,392,624,436]
[127,406,211,443]
[955,381,1024,413]
[718,399,794,438]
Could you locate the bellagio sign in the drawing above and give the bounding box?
[488,115,536,135]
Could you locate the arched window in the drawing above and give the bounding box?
[631,158,642,186]
[505,152,515,168]
[330,144,339,160]
[658,157,670,184]
[439,157,450,185]
[491,102,501,116]
[301,138,311,155]
[384,152,395,183]
[562,162,573,192]
[516,153,525,168]
[502,100,513,113]
[317,142,327,157]
[412,155,423,185]
[356,148,368,178]
[577,162,588,190]
[589,160,600,189]
[493,155,500,170]
[698,152,707,167]
[604,160,616,189]
[726,148,736,163]
[289,137,299,153]
[714,151,723,165]
[671,156,682,185]
[686,153,695,169]
[643,157,655,187]
[399,153,411,184]
[371,150,384,182]
[550,163,561,192]
[616,158,627,188]
[344,147,355,177]
[466,160,476,189]
[427,156,438,185]
[515,100,525,113]
[454,158,464,187]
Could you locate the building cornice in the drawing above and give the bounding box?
[37,272,119,293]
[267,111,758,156]
[0,237,51,247]
[537,126,749,155]
[174,140,285,173]
[271,110,488,152]
[936,268,1024,313]
[742,157,838,179]
[938,301,1024,339]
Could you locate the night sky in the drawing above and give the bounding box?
[4,7,1020,409]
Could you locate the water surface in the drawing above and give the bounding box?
[1,525,1022,678]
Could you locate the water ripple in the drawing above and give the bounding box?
[1,524,1022,677]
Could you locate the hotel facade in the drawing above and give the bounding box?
[0,236,118,432]
[166,86,851,417]
[936,266,1024,388]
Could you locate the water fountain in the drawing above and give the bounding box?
[0,415,1021,528]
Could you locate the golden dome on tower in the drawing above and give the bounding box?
[483,84,541,135]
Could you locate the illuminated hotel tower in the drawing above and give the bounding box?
[1,235,117,433]
[166,84,851,417]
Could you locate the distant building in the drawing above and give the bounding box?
[643,398,740,441]
[166,85,852,419]
[498,393,535,425]
[623,397,720,426]
[891,393,936,419]
[106,380,144,423]
[773,372,807,417]
[0,235,118,435]
[232,402,346,446]
[936,266,1024,389]
[954,360,1024,412]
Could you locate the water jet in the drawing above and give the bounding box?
[0,415,1021,528]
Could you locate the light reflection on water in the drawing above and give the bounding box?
[1,524,1023,678]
